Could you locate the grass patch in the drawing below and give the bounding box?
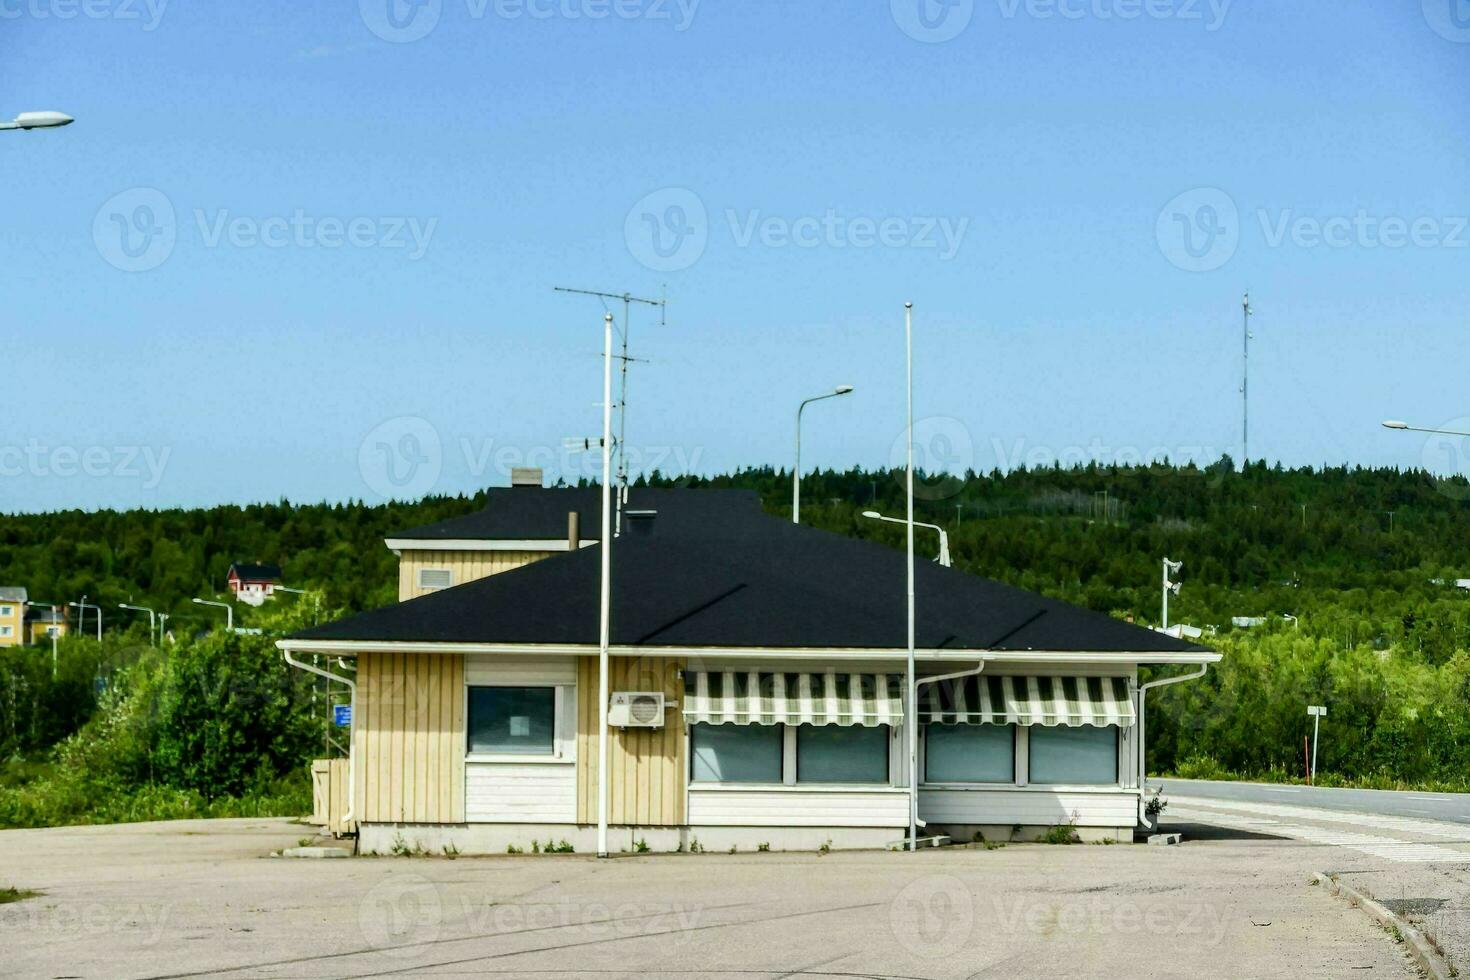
[0,886,40,905]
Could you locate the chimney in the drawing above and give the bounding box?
[567,510,580,550]
[511,467,544,488]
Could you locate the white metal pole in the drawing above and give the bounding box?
[1311,712,1320,782]
[904,301,917,852]
[793,404,802,524]
[597,312,613,859]
[1162,558,1169,630]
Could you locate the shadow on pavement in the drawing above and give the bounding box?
[1158,820,1290,842]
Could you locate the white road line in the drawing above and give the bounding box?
[1171,797,1470,841]
[1171,806,1469,864]
[1409,796,1455,803]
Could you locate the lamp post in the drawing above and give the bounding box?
[903,302,917,853]
[31,601,61,676]
[0,111,73,132]
[862,511,950,567]
[1161,558,1182,630]
[1382,420,1470,437]
[69,597,102,640]
[793,385,855,524]
[118,603,158,647]
[192,597,233,631]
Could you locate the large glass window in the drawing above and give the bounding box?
[690,723,783,783]
[1028,725,1118,785]
[925,724,1015,783]
[796,724,889,783]
[467,687,555,755]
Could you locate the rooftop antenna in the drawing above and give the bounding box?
[1241,290,1253,470]
[554,286,667,535]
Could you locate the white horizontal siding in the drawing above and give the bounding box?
[919,788,1137,828]
[466,763,576,823]
[466,654,577,687]
[688,789,908,828]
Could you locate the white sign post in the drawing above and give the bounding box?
[1306,705,1327,783]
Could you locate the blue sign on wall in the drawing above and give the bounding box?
[333,704,353,727]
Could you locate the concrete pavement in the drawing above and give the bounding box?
[0,817,1421,980]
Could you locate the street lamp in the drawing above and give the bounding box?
[118,603,158,647]
[1161,558,1183,630]
[192,597,233,631]
[862,510,951,567]
[69,597,102,640]
[0,111,74,132]
[793,385,855,524]
[1382,420,1470,437]
[31,601,61,676]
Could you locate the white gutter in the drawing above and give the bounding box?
[1136,664,1210,829]
[282,651,357,827]
[384,538,598,553]
[913,661,987,830]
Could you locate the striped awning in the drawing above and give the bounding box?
[683,671,904,727]
[919,675,1135,728]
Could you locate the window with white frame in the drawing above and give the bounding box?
[689,722,892,785]
[0,606,12,617]
[418,568,454,591]
[924,723,1015,783]
[690,723,783,783]
[467,687,556,755]
[0,626,11,638]
[1028,725,1119,785]
[45,627,60,638]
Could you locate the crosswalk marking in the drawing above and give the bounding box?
[1170,799,1470,865]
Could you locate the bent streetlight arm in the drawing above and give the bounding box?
[282,650,356,826]
[1382,420,1470,438]
[793,386,855,524]
[1136,664,1210,829]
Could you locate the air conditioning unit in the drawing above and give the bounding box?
[609,692,665,728]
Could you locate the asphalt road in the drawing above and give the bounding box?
[1154,777,1470,825]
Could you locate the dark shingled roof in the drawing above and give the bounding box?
[295,515,1210,655]
[229,562,283,582]
[388,487,764,542]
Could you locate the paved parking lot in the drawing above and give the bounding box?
[0,817,1424,979]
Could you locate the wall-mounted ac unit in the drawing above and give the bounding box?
[609,692,665,728]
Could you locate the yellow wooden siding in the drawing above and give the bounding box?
[355,651,466,824]
[397,550,553,601]
[0,605,23,647]
[575,656,686,827]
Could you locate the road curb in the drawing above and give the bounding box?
[1311,872,1454,980]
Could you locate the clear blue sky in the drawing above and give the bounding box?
[4,0,1469,511]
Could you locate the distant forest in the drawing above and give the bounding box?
[2,459,1468,806]
[6,458,1470,655]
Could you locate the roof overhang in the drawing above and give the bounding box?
[384,538,599,553]
[274,638,1221,666]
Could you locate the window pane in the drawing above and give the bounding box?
[925,724,1014,783]
[1028,725,1118,785]
[468,687,555,755]
[796,724,888,783]
[690,723,783,783]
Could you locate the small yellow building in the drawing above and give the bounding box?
[281,488,1219,855]
[27,606,67,645]
[0,588,27,647]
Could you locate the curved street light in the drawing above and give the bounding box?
[192,597,233,631]
[862,510,951,568]
[793,385,855,524]
[1382,419,1470,438]
[1,111,74,132]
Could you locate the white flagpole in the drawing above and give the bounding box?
[597,312,613,858]
[905,301,917,852]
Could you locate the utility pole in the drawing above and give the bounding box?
[1162,558,1182,630]
[554,286,666,536]
[1241,291,1253,469]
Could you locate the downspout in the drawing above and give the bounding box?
[1136,664,1209,829]
[912,661,987,831]
[283,649,356,826]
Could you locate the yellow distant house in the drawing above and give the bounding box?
[27,605,67,645]
[0,587,26,647]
